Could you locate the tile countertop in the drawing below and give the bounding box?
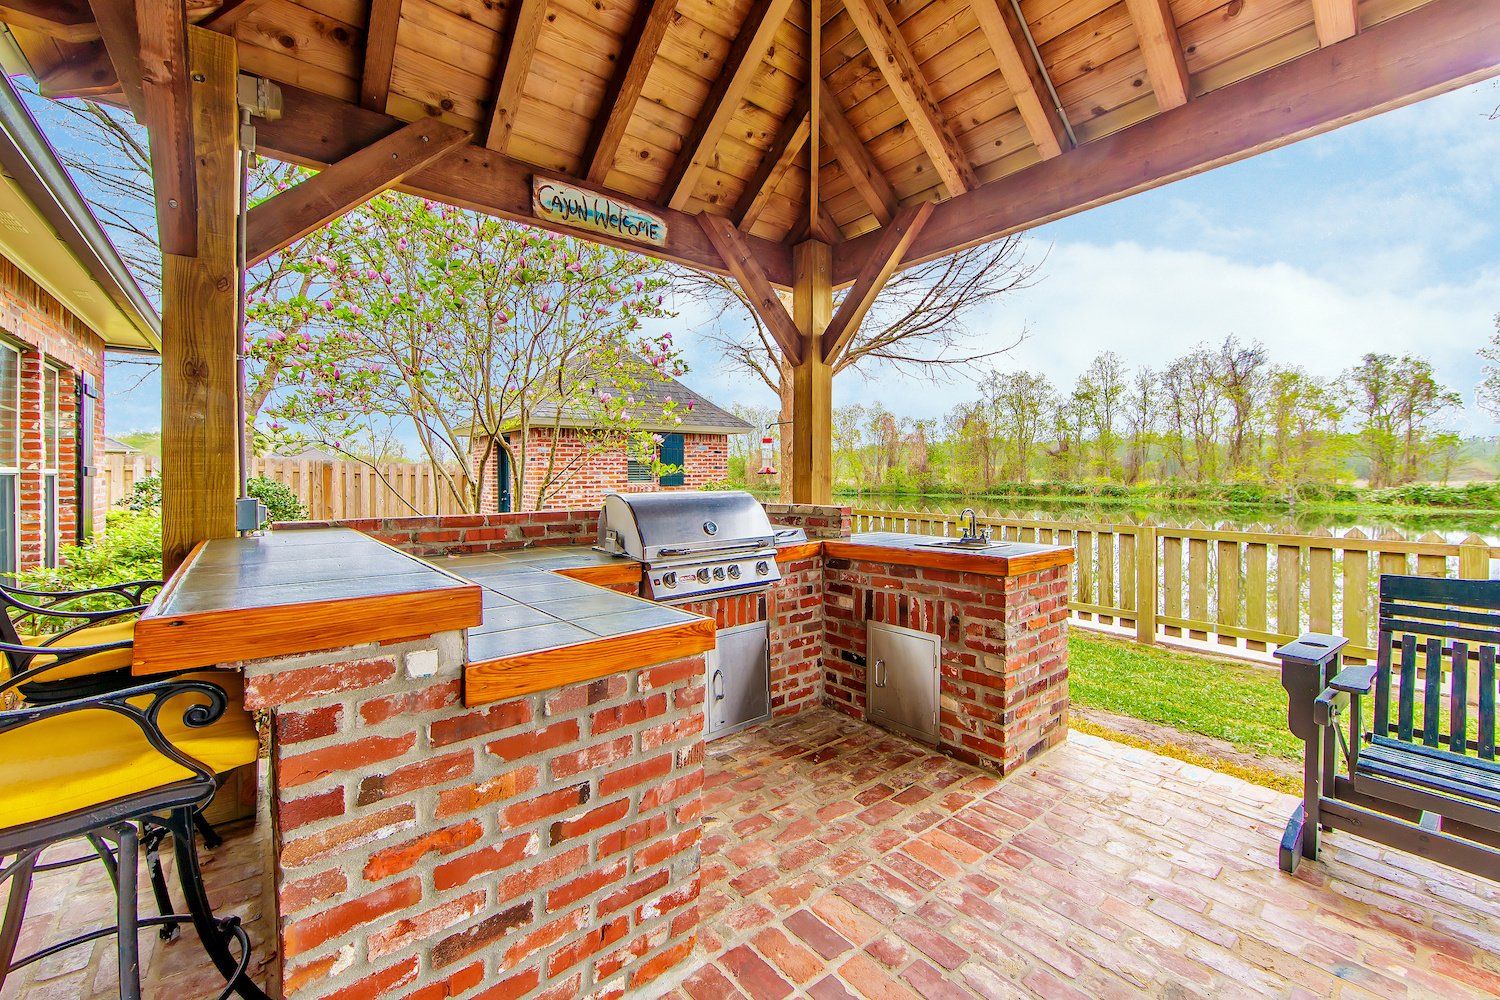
[824,532,1075,576]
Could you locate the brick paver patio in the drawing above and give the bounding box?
[6,710,1500,998]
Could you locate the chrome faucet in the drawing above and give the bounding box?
[958,508,987,543]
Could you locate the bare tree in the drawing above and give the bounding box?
[675,238,1039,497]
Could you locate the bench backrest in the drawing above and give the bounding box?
[1375,575,1500,759]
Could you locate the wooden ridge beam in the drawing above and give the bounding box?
[1124,0,1189,111]
[840,0,975,197]
[832,0,1500,287]
[360,0,402,112]
[255,84,794,286]
[820,201,931,364]
[246,118,469,266]
[697,214,803,364]
[1311,0,1358,46]
[817,79,896,224]
[87,0,144,116]
[733,89,811,229]
[485,0,548,153]
[660,0,795,210]
[582,0,678,184]
[807,0,820,240]
[969,0,1070,158]
[0,1,98,42]
[136,0,196,257]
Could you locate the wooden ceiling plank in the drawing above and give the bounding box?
[583,0,679,184]
[1124,0,1189,110]
[839,0,975,197]
[134,0,196,257]
[832,0,1500,287]
[485,0,549,153]
[246,117,470,266]
[660,0,797,211]
[0,1,98,42]
[199,0,272,33]
[360,0,403,113]
[734,88,811,229]
[697,213,804,363]
[817,78,896,224]
[1311,0,1358,47]
[86,0,144,116]
[820,200,930,363]
[968,0,1070,158]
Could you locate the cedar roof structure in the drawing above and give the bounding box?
[0,0,1495,568]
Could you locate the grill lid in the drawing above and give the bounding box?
[597,490,776,561]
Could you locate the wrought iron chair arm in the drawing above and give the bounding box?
[47,605,148,640]
[0,638,138,696]
[4,579,162,604]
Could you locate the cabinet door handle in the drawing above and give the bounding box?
[873,658,886,688]
[711,669,725,701]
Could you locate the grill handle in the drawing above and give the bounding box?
[655,541,769,558]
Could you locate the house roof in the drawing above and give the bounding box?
[0,72,159,352]
[504,367,752,438]
[103,435,139,453]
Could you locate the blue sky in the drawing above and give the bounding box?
[94,79,1500,438]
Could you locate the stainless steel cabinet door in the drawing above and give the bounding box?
[866,621,940,744]
[706,621,770,739]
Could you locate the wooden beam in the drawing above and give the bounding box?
[1311,0,1358,46]
[135,0,196,257]
[840,0,975,197]
[36,45,122,101]
[0,1,98,42]
[807,0,820,236]
[199,0,271,32]
[161,25,239,574]
[1124,0,1189,111]
[790,240,832,504]
[969,0,1069,158]
[833,0,1500,286]
[817,79,896,225]
[660,0,795,210]
[86,0,144,117]
[820,201,931,364]
[256,84,794,286]
[697,213,803,364]
[360,0,402,112]
[733,89,810,229]
[246,118,469,266]
[485,0,548,153]
[583,0,678,184]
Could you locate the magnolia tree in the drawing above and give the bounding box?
[250,187,686,512]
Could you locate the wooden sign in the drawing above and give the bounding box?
[532,177,668,248]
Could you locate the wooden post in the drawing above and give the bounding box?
[790,240,832,504]
[160,26,240,574]
[1459,534,1490,580]
[1135,521,1157,645]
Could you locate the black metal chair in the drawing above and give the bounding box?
[0,578,161,704]
[0,665,270,999]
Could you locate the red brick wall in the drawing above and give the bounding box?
[242,639,706,1000]
[286,510,602,557]
[472,429,732,513]
[0,256,108,567]
[763,503,852,540]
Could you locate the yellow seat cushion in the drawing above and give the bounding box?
[0,674,258,834]
[18,619,136,680]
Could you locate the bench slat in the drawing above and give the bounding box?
[1481,645,1496,761]
[1422,636,1443,748]
[1398,635,1416,743]
[1369,736,1500,778]
[1357,745,1500,809]
[1450,641,1468,755]
[1380,602,1500,631]
[1374,629,1392,739]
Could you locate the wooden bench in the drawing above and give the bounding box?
[1276,574,1499,879]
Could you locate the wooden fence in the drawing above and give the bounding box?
[102,453,468,519]
[852,507,1498,663]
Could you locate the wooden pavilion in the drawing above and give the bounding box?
[0,0,1495,570]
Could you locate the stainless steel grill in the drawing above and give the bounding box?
[595,490,800,603]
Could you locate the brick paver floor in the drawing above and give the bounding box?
[674,710,1500,999]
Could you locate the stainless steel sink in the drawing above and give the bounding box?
[914,537,1011,551]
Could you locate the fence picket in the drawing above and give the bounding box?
[1244,529,1268,651]
[1342,528,1369,658]
[1216,537,1240,647]
[1187,524,1208,640]
[1309,529,1333,633]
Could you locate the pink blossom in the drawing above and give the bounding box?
[567,262,582,273]
[686,400,695,411]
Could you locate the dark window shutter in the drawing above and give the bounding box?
[77,373,98,540]
[658,433,685,486]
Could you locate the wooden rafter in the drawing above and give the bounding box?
[697,214,804,364]
[820,201,931,364]
[832,0,1500,286]
[969,0,1069,158]
[1311,0,1359,46]
[86,0,144,116]
[582,0,678,184]
[246,118,470,266]
[840,0,975,197]
[807,0,820,238]
[360,0,402,112]
[485,0,548,153]
[660,0,795,211]
[1124,0,1190,111]
[135,0,196,257]
[199,0,271,32]
[817,79,896,225]
[733,90,811,230]
[0,1,98,42]
[256,83,794,286]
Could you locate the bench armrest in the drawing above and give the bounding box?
[1327,663,1377,695]
[1273,633,1349,668]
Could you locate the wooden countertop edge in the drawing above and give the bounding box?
[463,615,716,706]
[821,539,1075,577]
[554,562,642,587]
[774,541,823,563]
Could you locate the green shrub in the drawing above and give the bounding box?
[14,509,164,629]
[248,476,309,522]
[120,474,162,512]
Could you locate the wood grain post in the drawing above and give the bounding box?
[1135,521,1157,645]
[161,26,240,575]
[1459,534,1490,580]
[790,240,832,504]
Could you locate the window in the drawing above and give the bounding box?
[658,433,685,487]
[626,456,654,484]
[42,366,60,567]
[0,344,17,576]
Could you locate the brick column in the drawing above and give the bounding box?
[241,633,706,999]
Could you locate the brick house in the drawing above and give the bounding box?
[470,370,751,512]
[0,78,159,573]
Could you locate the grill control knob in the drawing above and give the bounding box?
[727,565,741,580]
[697,568,711,583]
[661,572,677,589]
[712,566,726,581]
[755,560,770,576]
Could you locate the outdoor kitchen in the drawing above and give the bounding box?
[118,492,1073,998]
